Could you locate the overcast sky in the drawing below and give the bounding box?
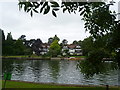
[0,0,119,44]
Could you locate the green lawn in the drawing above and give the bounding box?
[70,56,86,58]
[2,80,119,90]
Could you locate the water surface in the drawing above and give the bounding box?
[2,59,119,86]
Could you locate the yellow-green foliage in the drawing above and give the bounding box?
[49,40,61,57]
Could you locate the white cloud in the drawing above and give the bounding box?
[1,1,118,43]
[0,2,90,43]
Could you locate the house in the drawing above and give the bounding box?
[67,44,76,55]
[40,43,50,55]
[62,45,68,56]
[30,40,82,56]
[74,45,82,55]
[62,44,82,56]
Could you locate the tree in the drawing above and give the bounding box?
[3,32,14,55]
[14,40,26,55]
[81,37,94,56]
[18,1,118,37]
[73,40,78,45]
[49,40,61,57]
[18,1,120,62]
[31,39,43,55]
[18,35,26,41]
[1,29,5,41]
[48,35,60,44]
[62,39,68,45]
[6,32,13,41]
[53,35,60,41]
[48,37,53,44]
[1,30,5,55]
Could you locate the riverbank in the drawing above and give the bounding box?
[2,80,119,89]
[2,56,113,61]
[2,56,86,60]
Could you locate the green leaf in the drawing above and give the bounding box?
[30,10,33,17]
[40,2,48,13]
[63,8,67,13]
[50,1,59,7]
[33,9,39,13]
[27,8,31,12]
[79,7,84,12]
[80,10,85,16]
[40,7,43,13]
[40,2,43,5]
[52,10,57,17]
[44,6,50,14]
[24,5,27,12]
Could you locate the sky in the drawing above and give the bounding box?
[0,0,119,44]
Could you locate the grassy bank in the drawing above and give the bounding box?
[69,56,86,58]
[2,80,119,89]
[2,55,86,58]
[2,55,86,60]
[2,55,51,60]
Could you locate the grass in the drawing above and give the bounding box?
[2,55,51,59]
[2,80,119,90]
[70,56,86,58]
[3,55,40,58]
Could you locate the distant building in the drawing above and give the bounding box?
[40,43,50,55]
[30,40,82,56]
[62,44,82,56]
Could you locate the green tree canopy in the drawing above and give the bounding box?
[48,37,53,44]
[18,1,120,63]
[6,32,13,41]
[49,40,61,57]
[1,29,5,41]
[53,35,60,41]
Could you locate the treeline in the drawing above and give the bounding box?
[2,30,32,56]
[1,28,119,61]
[1,29,64,57]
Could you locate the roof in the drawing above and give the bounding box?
[67,44,76,49]
[42,43,50,48]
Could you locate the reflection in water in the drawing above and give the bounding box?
[2,59,119,86]
[77,60,118,78]
[48,60,60,82]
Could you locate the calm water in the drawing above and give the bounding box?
[2,59,119,86]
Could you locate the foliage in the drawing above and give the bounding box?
[62,39,68,45]
[53,35,60,41]
[1,29,5,41]
[18,35,26,41]
[48,35,60,44]
[13,40,26,55]
[49,40,61,57]
[18,1,116,36]
[48,37,53,44]
[77,60,118,78]
[31,39,43,55]
[6,32,13,41]
[18,1,120,61]
[3,33,14,55]
[81,37,94,56]
[2,30,32,56]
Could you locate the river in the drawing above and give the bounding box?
[2,59,119,86]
